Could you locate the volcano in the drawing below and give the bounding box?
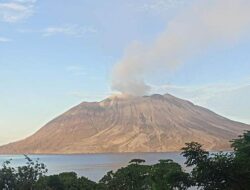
[0,94,249,154]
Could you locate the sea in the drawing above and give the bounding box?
[0,152,187,182]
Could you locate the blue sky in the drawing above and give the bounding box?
[0,0,250,145]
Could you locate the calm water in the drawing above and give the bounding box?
[0,152,186,182]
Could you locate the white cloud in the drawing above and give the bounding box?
[141,0,186,12]
[43,25,97,37]
[0,0,36,23]
[14,0,37,3]
[0,37,12,42]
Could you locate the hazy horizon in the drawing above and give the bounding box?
[1,0,250,145]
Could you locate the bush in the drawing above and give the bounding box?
[0,155,47,190]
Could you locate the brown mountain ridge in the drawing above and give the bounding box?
[0,94,249,154]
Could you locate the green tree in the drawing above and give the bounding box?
[36,172,98,190]
[150,159,192,190]
[77,176,98,190]
[0,156,47,190]
[35,175,64,190]
[57,172,78,190]
[129,159,146,165]
[0,160,17,190]
[181,140,249,190]
[231,131,250,189]
[99,159,151,190]
[100,159,191,190]
[16,155,47,190]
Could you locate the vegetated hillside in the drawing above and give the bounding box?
[0,94,249,154]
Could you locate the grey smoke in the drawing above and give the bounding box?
[111,0,250,96]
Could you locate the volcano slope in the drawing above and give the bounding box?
[0,94,249,154]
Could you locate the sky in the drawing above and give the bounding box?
[0,0,250,145]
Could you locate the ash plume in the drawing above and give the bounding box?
[111,0,250,96]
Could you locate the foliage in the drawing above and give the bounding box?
[0,159,16,190]
[181,142,209,167]
[99,161,151,190]
[99,158,191,190]
[35,172,98,190]
[0,155,47,190]
[231,131,250,189]
[150,159,192,190]
[129,159,146,164]
[181,131,250,190]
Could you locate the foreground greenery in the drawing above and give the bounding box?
[0,131,249,190]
